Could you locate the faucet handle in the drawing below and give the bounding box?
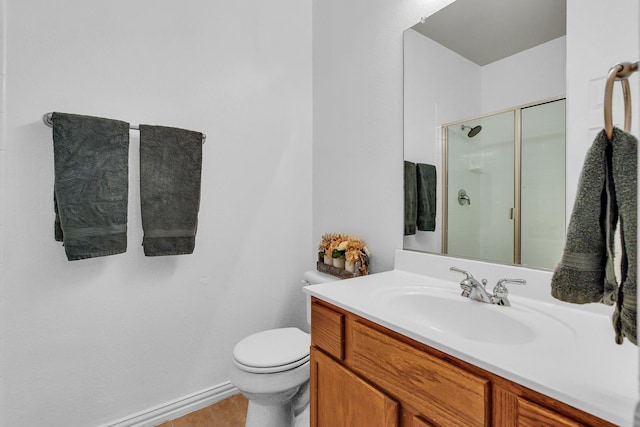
[492,278,526,298]
[449,266,474,279]
[491,279,526,307]
[495,278,526,288]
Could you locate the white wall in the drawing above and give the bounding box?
[0,1,311,426]
[565,0,639,213]
[481,36,566,113]
[312,0,456,273]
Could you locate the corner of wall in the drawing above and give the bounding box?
[0,0,6,262]
[0,0,7,422]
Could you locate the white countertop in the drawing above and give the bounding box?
[304,250,638,426]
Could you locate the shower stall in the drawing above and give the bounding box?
[442,98,566,269]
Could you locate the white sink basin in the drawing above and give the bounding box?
[376,285,576,346]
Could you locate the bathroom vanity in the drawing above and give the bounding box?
[304,250,638,426]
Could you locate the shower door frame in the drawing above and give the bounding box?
[441,96,565,265]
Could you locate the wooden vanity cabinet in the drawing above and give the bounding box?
[309,298,615,427]
[312,348,399,427]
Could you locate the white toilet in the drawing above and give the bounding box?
[230,270,334,427]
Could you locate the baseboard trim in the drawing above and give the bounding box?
[101,382,239,427]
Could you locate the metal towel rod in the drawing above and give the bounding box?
[604,60,639,141]
[42,112,206,144]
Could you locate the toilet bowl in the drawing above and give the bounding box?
[230,270,334,427]
[231,327,310,427]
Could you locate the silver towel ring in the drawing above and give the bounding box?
[604,61,638,141]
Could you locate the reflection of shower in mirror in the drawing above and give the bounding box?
[457,189,470,205]
[442,98,566,269]
[461,124,482,138]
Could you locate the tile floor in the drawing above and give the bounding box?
[155,394,248,427]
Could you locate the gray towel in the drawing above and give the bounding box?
[551,128,637,345]
[416,163,437,232]
[139,125,203,256]
[610,128,637,344]
[404,161,417,235]
[551,129,617,304]
[52,112,130,261]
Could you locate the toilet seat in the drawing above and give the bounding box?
[233,327,310,374]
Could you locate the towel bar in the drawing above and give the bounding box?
[42,112,206,144]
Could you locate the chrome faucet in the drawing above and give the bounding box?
[491,278,527,306]
[449,267,526,307]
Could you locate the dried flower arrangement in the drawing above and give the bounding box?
[318,233,370,277]
[318,233,346,259]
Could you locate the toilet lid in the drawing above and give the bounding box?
[233,328,310,374]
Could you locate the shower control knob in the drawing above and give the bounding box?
[457,189,471,206]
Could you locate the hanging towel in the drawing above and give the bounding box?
[139,125,203,256]
[610,128,637,344]
[551,129,618,304]
[52,112,130,261]
[416,163,437,232]
[404,161,417,235]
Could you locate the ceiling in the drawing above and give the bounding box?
[413,0,566,66]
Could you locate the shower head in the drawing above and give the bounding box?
[461,124,482,138]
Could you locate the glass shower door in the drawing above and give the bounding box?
[520,99,566,269]
[445,111,515,264]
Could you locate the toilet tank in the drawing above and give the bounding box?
[302,270,336,325]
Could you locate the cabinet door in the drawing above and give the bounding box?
[311,348,399,427]
[350,320,489,426]
[517,397,582,427]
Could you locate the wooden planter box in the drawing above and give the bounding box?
[316,253,362,279]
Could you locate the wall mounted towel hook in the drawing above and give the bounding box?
[604,61,638,141]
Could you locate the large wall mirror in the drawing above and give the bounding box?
[403,0,568,270]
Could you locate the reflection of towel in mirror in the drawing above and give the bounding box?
[404,161,417,235]
[610,128,637,344]
[52,112,130,261]
[416,163,436,232]
[139,125,203,256]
